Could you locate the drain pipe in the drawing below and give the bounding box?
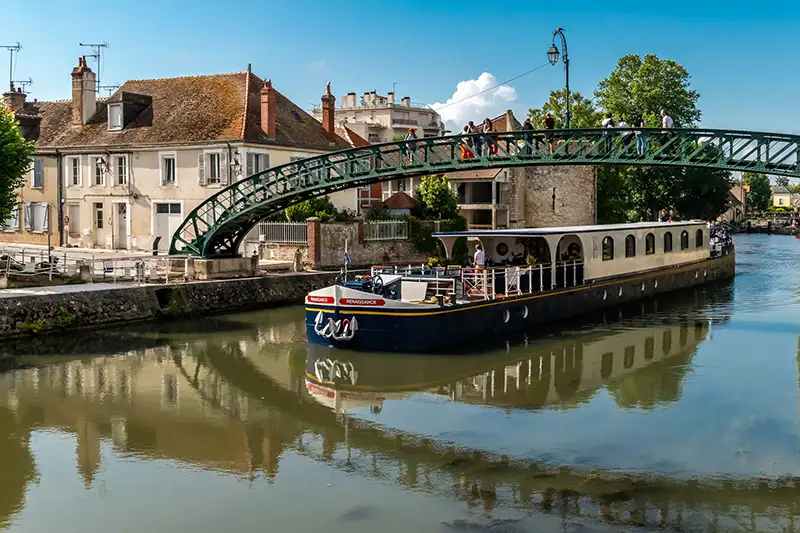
[56,149,64,246]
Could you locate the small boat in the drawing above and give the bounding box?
[304,222,735,353]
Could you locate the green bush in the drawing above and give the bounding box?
[285,197,354,222]
[406,215,468,264]
[364,203,392,220]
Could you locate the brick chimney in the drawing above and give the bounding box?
[321,81,335,134]
[71,56,97,126]
[2,84,25,113]
[260,80,277,138]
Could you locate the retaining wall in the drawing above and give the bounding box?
[0,272,337,338]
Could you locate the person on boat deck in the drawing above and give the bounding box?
[512,239,526,264]
[474,243,486,270]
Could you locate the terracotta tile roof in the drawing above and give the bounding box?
[445,168,503,180]
[384,191,416,210]
[334,122,370,147]
[31,71,350,151]
[490,110,522,132]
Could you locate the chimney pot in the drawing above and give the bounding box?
[321,83,336,134]
[260,80,277,138]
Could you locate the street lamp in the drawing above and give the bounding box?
[547,27,570,128]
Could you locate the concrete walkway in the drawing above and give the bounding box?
[0,283,145,299]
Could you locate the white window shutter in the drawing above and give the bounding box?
[262,153,270,172]
[24,203,32,231]
[220,151,229,186]
[41,203,49,231]
[246,152,254,178]
[198,153,206,185]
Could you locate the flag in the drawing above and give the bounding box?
[344,251,351,268]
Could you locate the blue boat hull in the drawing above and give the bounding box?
[305,254,735,353]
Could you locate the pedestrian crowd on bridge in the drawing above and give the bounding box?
[437,109,677,161]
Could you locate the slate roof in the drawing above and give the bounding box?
[26,71,350,151]
[771,186,790,195]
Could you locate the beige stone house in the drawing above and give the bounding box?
[445,110,596,229]
[771,186,791,208]
[1,58,359,252]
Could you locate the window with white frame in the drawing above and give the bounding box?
[67,156,82,186]
[1,204,19,230]
[160,153,176,186]
[108,103,123,131]
[114,155,128,186]
[206,153,221,184]
[24,202,49,232]
[30,157,43,189]
[246,151,270,178]
[92,157,106,187]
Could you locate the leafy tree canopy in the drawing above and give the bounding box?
[285,197,341,222]
[527,89,602,129]
[417,174,460,220]
[774,176,790,188]
[742,172,771,212]
[594,54,701,127]
[0,108,34,222]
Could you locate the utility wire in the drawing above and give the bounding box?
[432,62,550,111]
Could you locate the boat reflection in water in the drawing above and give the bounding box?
[5,285,800,532]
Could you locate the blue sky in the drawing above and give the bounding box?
[5,0,800,134]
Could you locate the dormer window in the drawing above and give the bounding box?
[108,103,123,131]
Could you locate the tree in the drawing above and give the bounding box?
[285,196,339,222]
[786,183,800,194]
[673,166,733,220]
[594,54,701,126]
[742,172,771,212]
[0,107,34,223]
[527,89,602,129]
[774,176,790,188]
[417,174,459,220]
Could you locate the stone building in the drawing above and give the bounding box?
[445,110,596,229]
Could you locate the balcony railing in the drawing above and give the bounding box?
[392,118,419,126]
[257,222,308,244]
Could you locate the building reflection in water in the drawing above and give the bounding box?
[0,296,798,531]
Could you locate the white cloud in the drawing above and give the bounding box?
[431,72,517,133]
[307,60,327,73]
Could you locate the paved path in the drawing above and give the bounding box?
[0,283,145,299]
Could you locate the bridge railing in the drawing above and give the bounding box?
[171,127,800,257]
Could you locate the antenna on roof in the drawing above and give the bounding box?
[12,77,32,94]
[79,42,109,94]
[99,84,120,97]
[1,42,21,91]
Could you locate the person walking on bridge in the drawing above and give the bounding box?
[521,118,535,155]
[542,112,555,154]
[601,113,615,153]
[467,121,482,157]
[483,118,498,156]
[661,110,675,152]
[633,115,646,156]
[403,128,418,162]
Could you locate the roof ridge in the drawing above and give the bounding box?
[123,71,248,84]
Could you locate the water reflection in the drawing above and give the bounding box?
[1,274,800,530]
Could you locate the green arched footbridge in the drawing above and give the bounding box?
[170,128,800,257]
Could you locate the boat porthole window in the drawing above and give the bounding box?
[654,280,659,288]
[503,309,511,323]
[602,289,607,300]
[618,286,623,297]
[522,306,529,319]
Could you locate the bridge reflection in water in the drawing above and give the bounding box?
[1,286,799,531]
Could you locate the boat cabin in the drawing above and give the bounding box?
[428,222,709,296]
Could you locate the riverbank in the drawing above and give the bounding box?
[0,271,336,338]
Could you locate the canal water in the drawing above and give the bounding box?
[1,234,799,532]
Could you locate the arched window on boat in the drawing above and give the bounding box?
[680,230,689,250]
[645,233,656,255]
[664,232,673,253]
[695,229,704,248]
[602,236,614,261]
[625,235,636,258]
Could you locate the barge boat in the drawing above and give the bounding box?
[304,222,735,352]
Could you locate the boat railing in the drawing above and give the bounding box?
[371,261,585,303]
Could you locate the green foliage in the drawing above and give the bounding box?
[406,215,467,263]
[364,203,392,220]
[594,54,701,127]
[285,196,342,222]
[786,183,800,194]
[742,172,771,212]
[528,89,602,129]
[775,176,790,188]
[0,107,35,222]
[767,205,793,213]
[416,175,459,220]
[18,319,45,334]
[54,313,75,328]
[391,135,405,142]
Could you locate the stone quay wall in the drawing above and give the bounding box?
[0,272,336,339]
[318,222,429,269]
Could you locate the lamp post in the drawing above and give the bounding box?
[547,27,570,129]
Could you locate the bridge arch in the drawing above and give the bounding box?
[169,128,800,257]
